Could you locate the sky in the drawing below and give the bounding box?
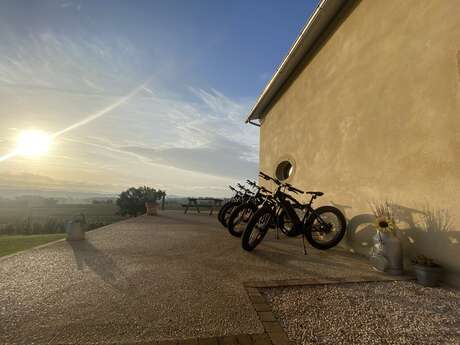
[0,0,319,197]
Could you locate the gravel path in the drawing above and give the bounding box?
[263,281,460,345]
[0,211,398,344]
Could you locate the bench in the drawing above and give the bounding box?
[182,198,223,216]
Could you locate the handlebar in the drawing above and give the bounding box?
[259,171,270,179]
[246,179,257,187]
[285,183,304,194]
[236,184,254,195]
[258,171,307,195]
[259,172,281,185]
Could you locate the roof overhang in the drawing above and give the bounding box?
[246,0,347,124]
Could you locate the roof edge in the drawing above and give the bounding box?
[246,0,347,123]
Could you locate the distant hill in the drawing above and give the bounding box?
[0,188,118,203]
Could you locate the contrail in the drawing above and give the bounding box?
[0,78,151,162]
[52,78,151,138]
[0,150,18,162]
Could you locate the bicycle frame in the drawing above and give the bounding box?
[258,172,329,233]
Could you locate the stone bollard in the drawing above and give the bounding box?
[66,220,85,241]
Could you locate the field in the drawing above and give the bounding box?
[0,201,191,256]
[0,234,65,257]
[0,203,124,257]
[0,203,125,235]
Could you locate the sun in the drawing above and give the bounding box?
[16,130,51,157]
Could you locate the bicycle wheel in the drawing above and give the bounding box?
[222,201,241,228]
[227,203,257,237]
[218,201,231,224]
[219,201,240,227]
[242,206,272,251]
[305,206,347,250]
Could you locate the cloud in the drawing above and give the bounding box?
[0,28,260,196]
[0,27,142,97]
[120,136,258,179]
[0,172,122,193]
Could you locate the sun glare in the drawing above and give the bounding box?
[16,130,51,157]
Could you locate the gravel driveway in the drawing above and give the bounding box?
[1,211,401,344]
[263,281,460,345]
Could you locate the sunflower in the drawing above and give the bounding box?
[374,216,396,233]
[377,217,389,228]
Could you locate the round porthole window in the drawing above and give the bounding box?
[275,160,294,181]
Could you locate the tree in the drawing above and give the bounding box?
[116,186,165,217]
[158,190,167,210]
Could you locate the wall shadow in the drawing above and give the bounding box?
[391,203,460,278]
[334,200,460,285]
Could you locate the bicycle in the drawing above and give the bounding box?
[218,183,255,227]
[226,180,271,237]
[241,172,347,252]
[217,185,241,225]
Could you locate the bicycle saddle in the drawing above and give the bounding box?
[306,191,324,196]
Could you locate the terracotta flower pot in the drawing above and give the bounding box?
[145,202,158,216]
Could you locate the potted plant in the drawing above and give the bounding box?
[66,213,86,241]
[145,190,160,216]
[412,255,443,287]
[369,201,403,275]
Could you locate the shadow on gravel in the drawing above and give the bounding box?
[252,247,350,279]
[69,240,129,291]
[262,242,358,268]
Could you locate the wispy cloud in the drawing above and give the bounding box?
[0,28,259,196]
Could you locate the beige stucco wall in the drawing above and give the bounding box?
[259,0,460,285]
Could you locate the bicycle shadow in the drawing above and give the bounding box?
[253,239,362,279]
[329,200,460,282]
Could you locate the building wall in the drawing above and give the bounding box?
[259,0,460,285]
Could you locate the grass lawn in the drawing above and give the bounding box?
[0,234,65,258]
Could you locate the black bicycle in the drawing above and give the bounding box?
[218,183,255,227]
[226,180,271,237]
[218,185,241,225]
[241,172,347,252]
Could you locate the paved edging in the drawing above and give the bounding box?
[242,274,415,288]
[244,286,291,345]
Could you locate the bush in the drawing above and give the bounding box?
[116,186,166,217]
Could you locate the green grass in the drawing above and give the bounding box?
[0,234,65,257]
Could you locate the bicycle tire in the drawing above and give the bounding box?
[227,203,257,237]
[220,201,241,227]
[242,206,272,251]
[305,206,347,250]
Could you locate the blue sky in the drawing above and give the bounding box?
[0,0,318,196]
